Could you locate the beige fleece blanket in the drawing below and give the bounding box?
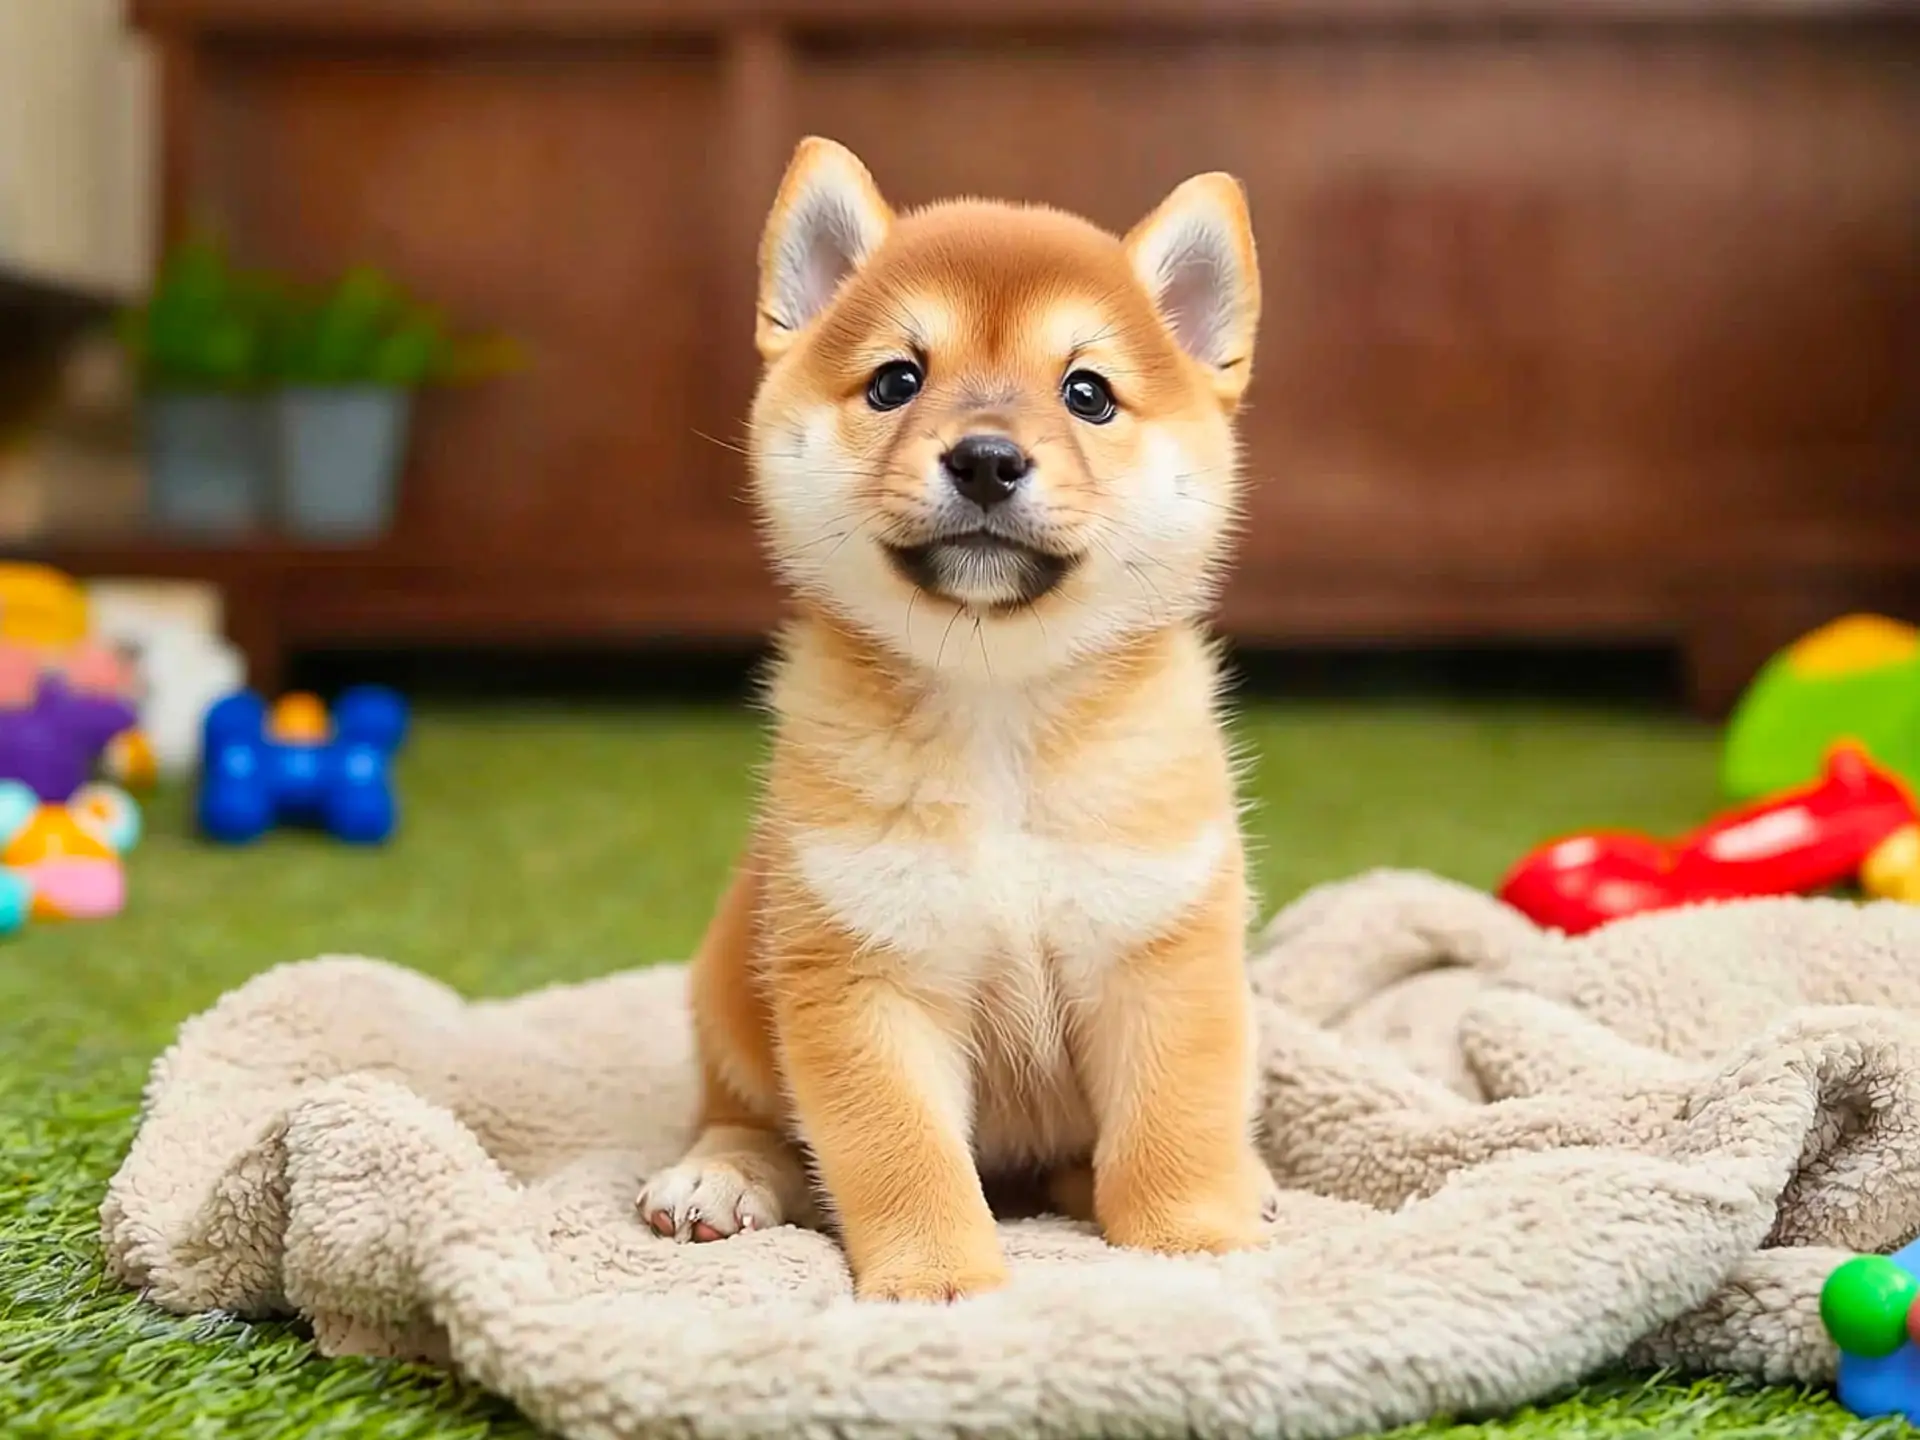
[103,870,1920,1440]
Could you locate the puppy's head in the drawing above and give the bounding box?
[748,138,1259,678]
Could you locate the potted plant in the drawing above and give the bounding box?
[119,235,275,535]
[267,267,520,542]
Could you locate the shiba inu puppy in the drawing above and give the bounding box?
[638,137,1271,1301]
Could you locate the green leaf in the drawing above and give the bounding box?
[368,321,443,388]
[118,231,271,392]
[121,241,522,391]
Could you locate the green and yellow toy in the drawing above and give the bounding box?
[1723,614,1920,804]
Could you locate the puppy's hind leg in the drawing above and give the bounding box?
[638,851,813,1242]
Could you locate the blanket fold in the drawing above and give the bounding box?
[103,872,1920,1439]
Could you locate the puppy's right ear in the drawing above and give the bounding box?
[756,138,892,361]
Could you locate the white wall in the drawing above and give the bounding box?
[0,0,154,297]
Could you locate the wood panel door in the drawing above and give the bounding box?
[112,1,1920,701]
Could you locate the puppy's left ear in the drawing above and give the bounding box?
[1125,174,1261,408]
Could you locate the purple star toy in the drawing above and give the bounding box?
[0,672,140,803]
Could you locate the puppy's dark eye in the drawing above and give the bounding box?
[1062,370,1117,424]
[866,360,924,411]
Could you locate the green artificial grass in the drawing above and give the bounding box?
[0,700,1907,1438]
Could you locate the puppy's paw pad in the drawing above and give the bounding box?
[635,1158,784,1243]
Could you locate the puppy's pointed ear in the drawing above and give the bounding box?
[756,137,893,361]
[1125,173,1261,407]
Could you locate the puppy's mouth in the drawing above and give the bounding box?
[882,532,1079,610]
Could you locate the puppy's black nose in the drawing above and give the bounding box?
[942,434,1030,512]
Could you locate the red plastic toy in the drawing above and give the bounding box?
[1499,743,1919,934]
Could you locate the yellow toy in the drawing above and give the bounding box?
[104,730,159,789]
[269,692,332,744]
[1864,826,1920,904]
[0,564,90,651]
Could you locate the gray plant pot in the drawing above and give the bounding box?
[141,392,273,536]
[276,386,413,541]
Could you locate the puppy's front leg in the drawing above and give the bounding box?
[1081,863,1270,1255]
[775,955,1006,1302]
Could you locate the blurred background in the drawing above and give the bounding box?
[0,0,1916,886]
[2,0,1913,717]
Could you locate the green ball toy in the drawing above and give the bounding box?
[1722,614,1920,801]
[1821,1255,1919,1358]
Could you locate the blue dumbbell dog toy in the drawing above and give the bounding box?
[197,685,409,845]
[1821,1238,1920,1423]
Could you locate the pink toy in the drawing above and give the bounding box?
[0,778,141,933]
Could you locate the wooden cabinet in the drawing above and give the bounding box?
[44,0,1920,709]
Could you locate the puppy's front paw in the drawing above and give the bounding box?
[637,1157,786,1243]
[856,1252,1009,1303]
[1101,1154,1273,1256]
[1112,1209,1266,1255]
